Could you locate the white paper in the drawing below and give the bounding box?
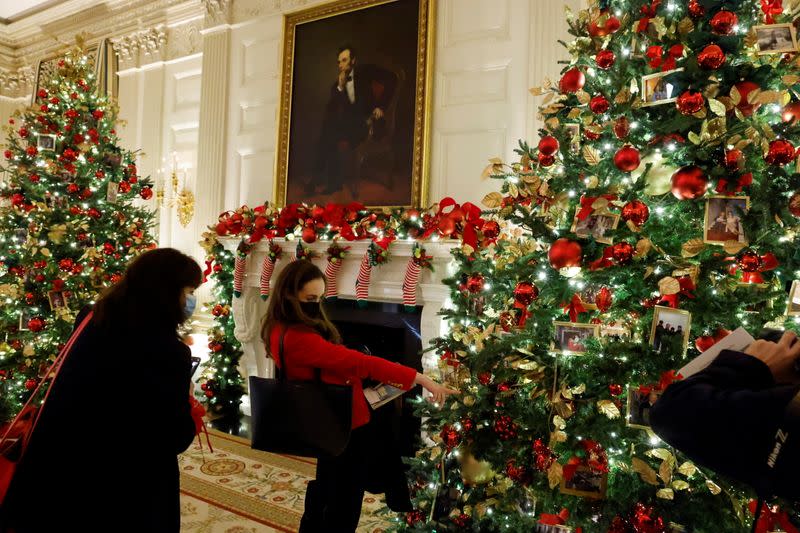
[363,383,405,409]
[678,327,755,378]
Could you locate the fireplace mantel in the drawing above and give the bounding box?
[218,237,460,413]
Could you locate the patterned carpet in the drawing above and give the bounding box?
[179,430,395,532]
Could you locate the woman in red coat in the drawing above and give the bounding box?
[261,260,456,532]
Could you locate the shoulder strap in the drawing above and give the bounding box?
[278,325,322,383]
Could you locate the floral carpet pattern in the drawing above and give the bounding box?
[179,430,394,533]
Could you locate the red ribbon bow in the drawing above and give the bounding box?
[202,259,213,284]
[761,0,784,24]
[637,0,662,32]
[539,509,569,525]
[646,44,684,71]
[716,172,753,194]
[658,276,696,308]
[729,252,779,284]
[576,194,617,221]
[639,370,683,395]
[562,293,587,322]
[589,246,615,271]
[749,500,799,533]
[423,197,485,250]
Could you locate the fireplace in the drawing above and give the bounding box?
[218,237,459,416]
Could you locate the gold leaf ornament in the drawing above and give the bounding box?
[548,461,564,489]
[677,461,697,477]
[656,488,675,500]
[48,224,68,244]
[681,238,706,258]
[658,276,681,296]
[482,192,505,208]
[597,399,621,419]
[706,479,722,495]
[582,145,602,166]
[632,457,659,485]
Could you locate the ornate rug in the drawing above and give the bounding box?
[179,430,395,532]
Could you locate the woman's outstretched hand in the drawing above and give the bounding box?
[414,373,459,406]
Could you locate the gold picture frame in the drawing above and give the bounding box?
[275,0,435,209]
[754,24,798,55]
[641,68,684,107]
[552,321,601,355]
[703,195,750,245]
[559,465,607,500]
[570,212,620,245]
[650,305,691,356]
[626,385,663,430]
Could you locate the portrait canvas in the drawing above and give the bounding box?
[277,0,433,208]
[564,123,581,153]
[650,306,691,356]
[641,68,683,106]
[36,134,56,151]
[755,24,797,54]
[48,290,68,311]
[559,466,607,499]
[704,196,749,244]
[571,213,619,244]
[627,385,663,429]
[553,322,600,354]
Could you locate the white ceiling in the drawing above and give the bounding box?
[0,0,64,22]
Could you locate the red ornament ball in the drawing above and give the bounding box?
[737,250,763,272]
[611,242,634,264]
[27,317,45,332]
[405,510,425,527]
[513,281,539,306]
[482,220,500,239]
[676,91,704,115]
[589,94,610,114]
[538,153,556,167]
[549,238,582,269]
[735,81,761,116]
[688,0,705,17]
[697,44,726,70]
[789,191,800,217]
[613,145,640,172]
[538,136,560,156]
[301,226,317,243]
[204,389,214,398]
[466,273,485,294]
[695,335,716,353]
[609,383,623,396]
[440,424,461,449]
[595,49,616,70]
[765,139,796,166]
[140,186,153,200]
[782,101,800,124]
[588,15,620,36]
[493,415,518,440]
[710,10,738,35]
[724,149,744,171]
[25,378,37,391]
[498,311,515,332]
[58,258,74,271]
[595,287,613,312]
[118,181,131,194]
[671,165,708,200]
[559,67,585,94]
[621,200,650,226]
[613,116,630,139]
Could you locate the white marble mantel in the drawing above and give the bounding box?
[218,236,459,412]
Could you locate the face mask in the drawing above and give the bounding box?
[183,293,197,320]
[300,301,322,319]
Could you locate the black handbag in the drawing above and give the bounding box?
[249,326,353,457]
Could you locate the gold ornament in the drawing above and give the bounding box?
[634,153,676,196]
[459,450,495,486]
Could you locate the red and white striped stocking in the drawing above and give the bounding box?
[355,251,372,306]
[233,254,246,298]
[324,259,343,299]
[260,255,277,300]
[402,257,422,309]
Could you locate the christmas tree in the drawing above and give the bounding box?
[396,1,800,531]
[0,46,156,421]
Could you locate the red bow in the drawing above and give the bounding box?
[646,43,684,71]
[637,0,662,32]
[562,294,587,322]
[539,509,569,525]
[202,259,213,283]
[423,197,485,250]
[658,276,695,308]
[189,396,214,454]
[589,246,615,271]
[761,0,784,24]
[576,194,617,221]
[749,500,799,533]
[563,440,608,481]
[729,252,779,284]
[639,370,683,395]
[716,172,753,194]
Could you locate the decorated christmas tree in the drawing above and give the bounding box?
[0,46,156,421]
[394,0,800,531]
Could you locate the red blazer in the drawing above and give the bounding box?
[268,323,417,429]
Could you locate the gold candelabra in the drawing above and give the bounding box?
[156,155,194,228]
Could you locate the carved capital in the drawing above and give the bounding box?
[203,0,232,23]
[0,66,34,98]
[110,26,167,64]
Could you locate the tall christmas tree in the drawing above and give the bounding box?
[397,1,800,531]
[0,46,156,421]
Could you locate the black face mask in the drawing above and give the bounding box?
[300,301,322,319]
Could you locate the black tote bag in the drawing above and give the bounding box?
[250,326,353,458]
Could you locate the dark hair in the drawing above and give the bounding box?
[337,44,356,59]
[261,260,341,356]
[92,248,202,336]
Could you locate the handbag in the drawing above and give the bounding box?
[0,312,93,505]
[249,325,352,458]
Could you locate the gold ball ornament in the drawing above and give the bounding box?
[459,450,495,486]
[633,153,677,196]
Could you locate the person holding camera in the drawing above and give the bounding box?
[1,248,202,533]
[260,260,457,533]
[650,330,800,501]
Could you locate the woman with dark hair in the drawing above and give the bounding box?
[2,248,203,533]
[260,260,457,533]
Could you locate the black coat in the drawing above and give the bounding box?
[650,350,800,499]
[1,308,196,533]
